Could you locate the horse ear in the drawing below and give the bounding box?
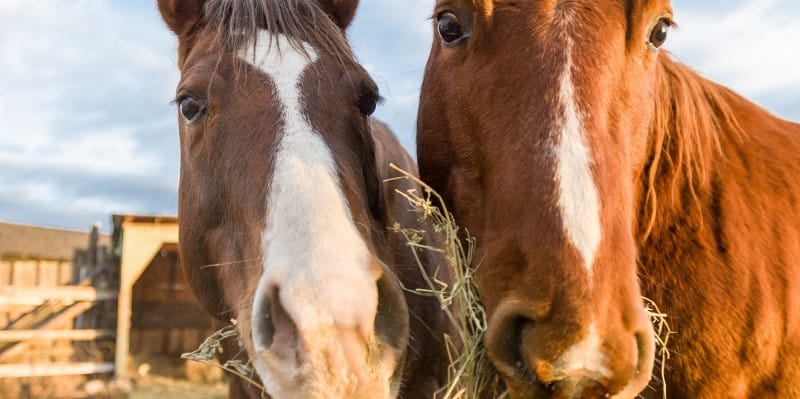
[316,0,360,29]
[157,0,206,37]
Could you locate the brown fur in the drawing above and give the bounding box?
[636,56,800,398]
[417,1,800,398]
[317,0,360,28]
[157,0,448,397]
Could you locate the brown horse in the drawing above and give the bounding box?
[417,1,800,398]
[157,0,449,398]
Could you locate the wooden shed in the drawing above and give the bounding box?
[0,221,111,291]
[0,215,215,397]
[111,214,213,378]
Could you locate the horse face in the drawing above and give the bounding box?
[418,1,669,397]
[159,1,410,397]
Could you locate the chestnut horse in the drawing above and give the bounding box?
[158,0,449,398]
[417,1,800,398]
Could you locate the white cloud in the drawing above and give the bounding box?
[0,128,161,177]
[0,0,180,229]
[669,0,800,118]
[0,178,139,226]
[0,0,24,14]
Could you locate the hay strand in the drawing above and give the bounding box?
[642,298,675,399]
[181,320,268,398]
[387,163,507,399]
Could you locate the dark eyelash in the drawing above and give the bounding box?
[171,94,190,106]
[662,16,678,29]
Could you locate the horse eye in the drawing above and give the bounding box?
[179,96,204,125]
[648,19,670,49]
[359,94,378,116]
[437,12,467,46]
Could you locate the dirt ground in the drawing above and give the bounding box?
[0,370,227,399]
[127,354,228,399]
[0,355,231,398]
[129,374,226,399]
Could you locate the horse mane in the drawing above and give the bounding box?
[203,0,354,64]
[640,53,745,240]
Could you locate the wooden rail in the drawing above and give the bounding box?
[0,301,94,362]
[0,286,118,306]
[0,362,114,378]
[0,329,115,342]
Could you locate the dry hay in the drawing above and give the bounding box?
[642,298,674,399]
[181,320,267,398]
[387,164,507,399]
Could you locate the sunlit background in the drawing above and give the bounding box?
[1,0,798,232]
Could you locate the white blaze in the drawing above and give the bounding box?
[554,46,602,276]
[553,38,608,381]
[239,31,383,396]
[555,323,610,378]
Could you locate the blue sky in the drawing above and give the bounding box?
[1,0,798,232]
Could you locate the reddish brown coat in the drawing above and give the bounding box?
[418,1,800,398]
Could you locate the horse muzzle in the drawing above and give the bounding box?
[248,258,410,399]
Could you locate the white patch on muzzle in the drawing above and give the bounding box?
[554,45,602,278]
[239,31,391,398]
[555,322,611,380]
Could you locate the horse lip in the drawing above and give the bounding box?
[252,327,399,399]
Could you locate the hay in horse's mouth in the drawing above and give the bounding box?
[387,164,508,399]
[181,320,267,396]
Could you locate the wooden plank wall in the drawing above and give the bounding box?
[129,251,213,356]
[0,257,72,328]
[0,248,116,366]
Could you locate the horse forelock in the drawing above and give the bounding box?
[202,0,354,70]
[640,53,745,241]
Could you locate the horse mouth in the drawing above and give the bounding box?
[250,327,399,399]
[248,286,401,399]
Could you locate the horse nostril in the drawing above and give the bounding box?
[610,324,657,398]
[633,327,656,382]
[252,290,275,350]
[373,261,409,352]
[485,311,533,382]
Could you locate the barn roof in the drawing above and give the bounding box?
[0,221,111,261]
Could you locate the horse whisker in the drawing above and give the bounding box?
[200,258,260,269]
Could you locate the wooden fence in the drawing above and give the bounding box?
[0,229,117,384]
